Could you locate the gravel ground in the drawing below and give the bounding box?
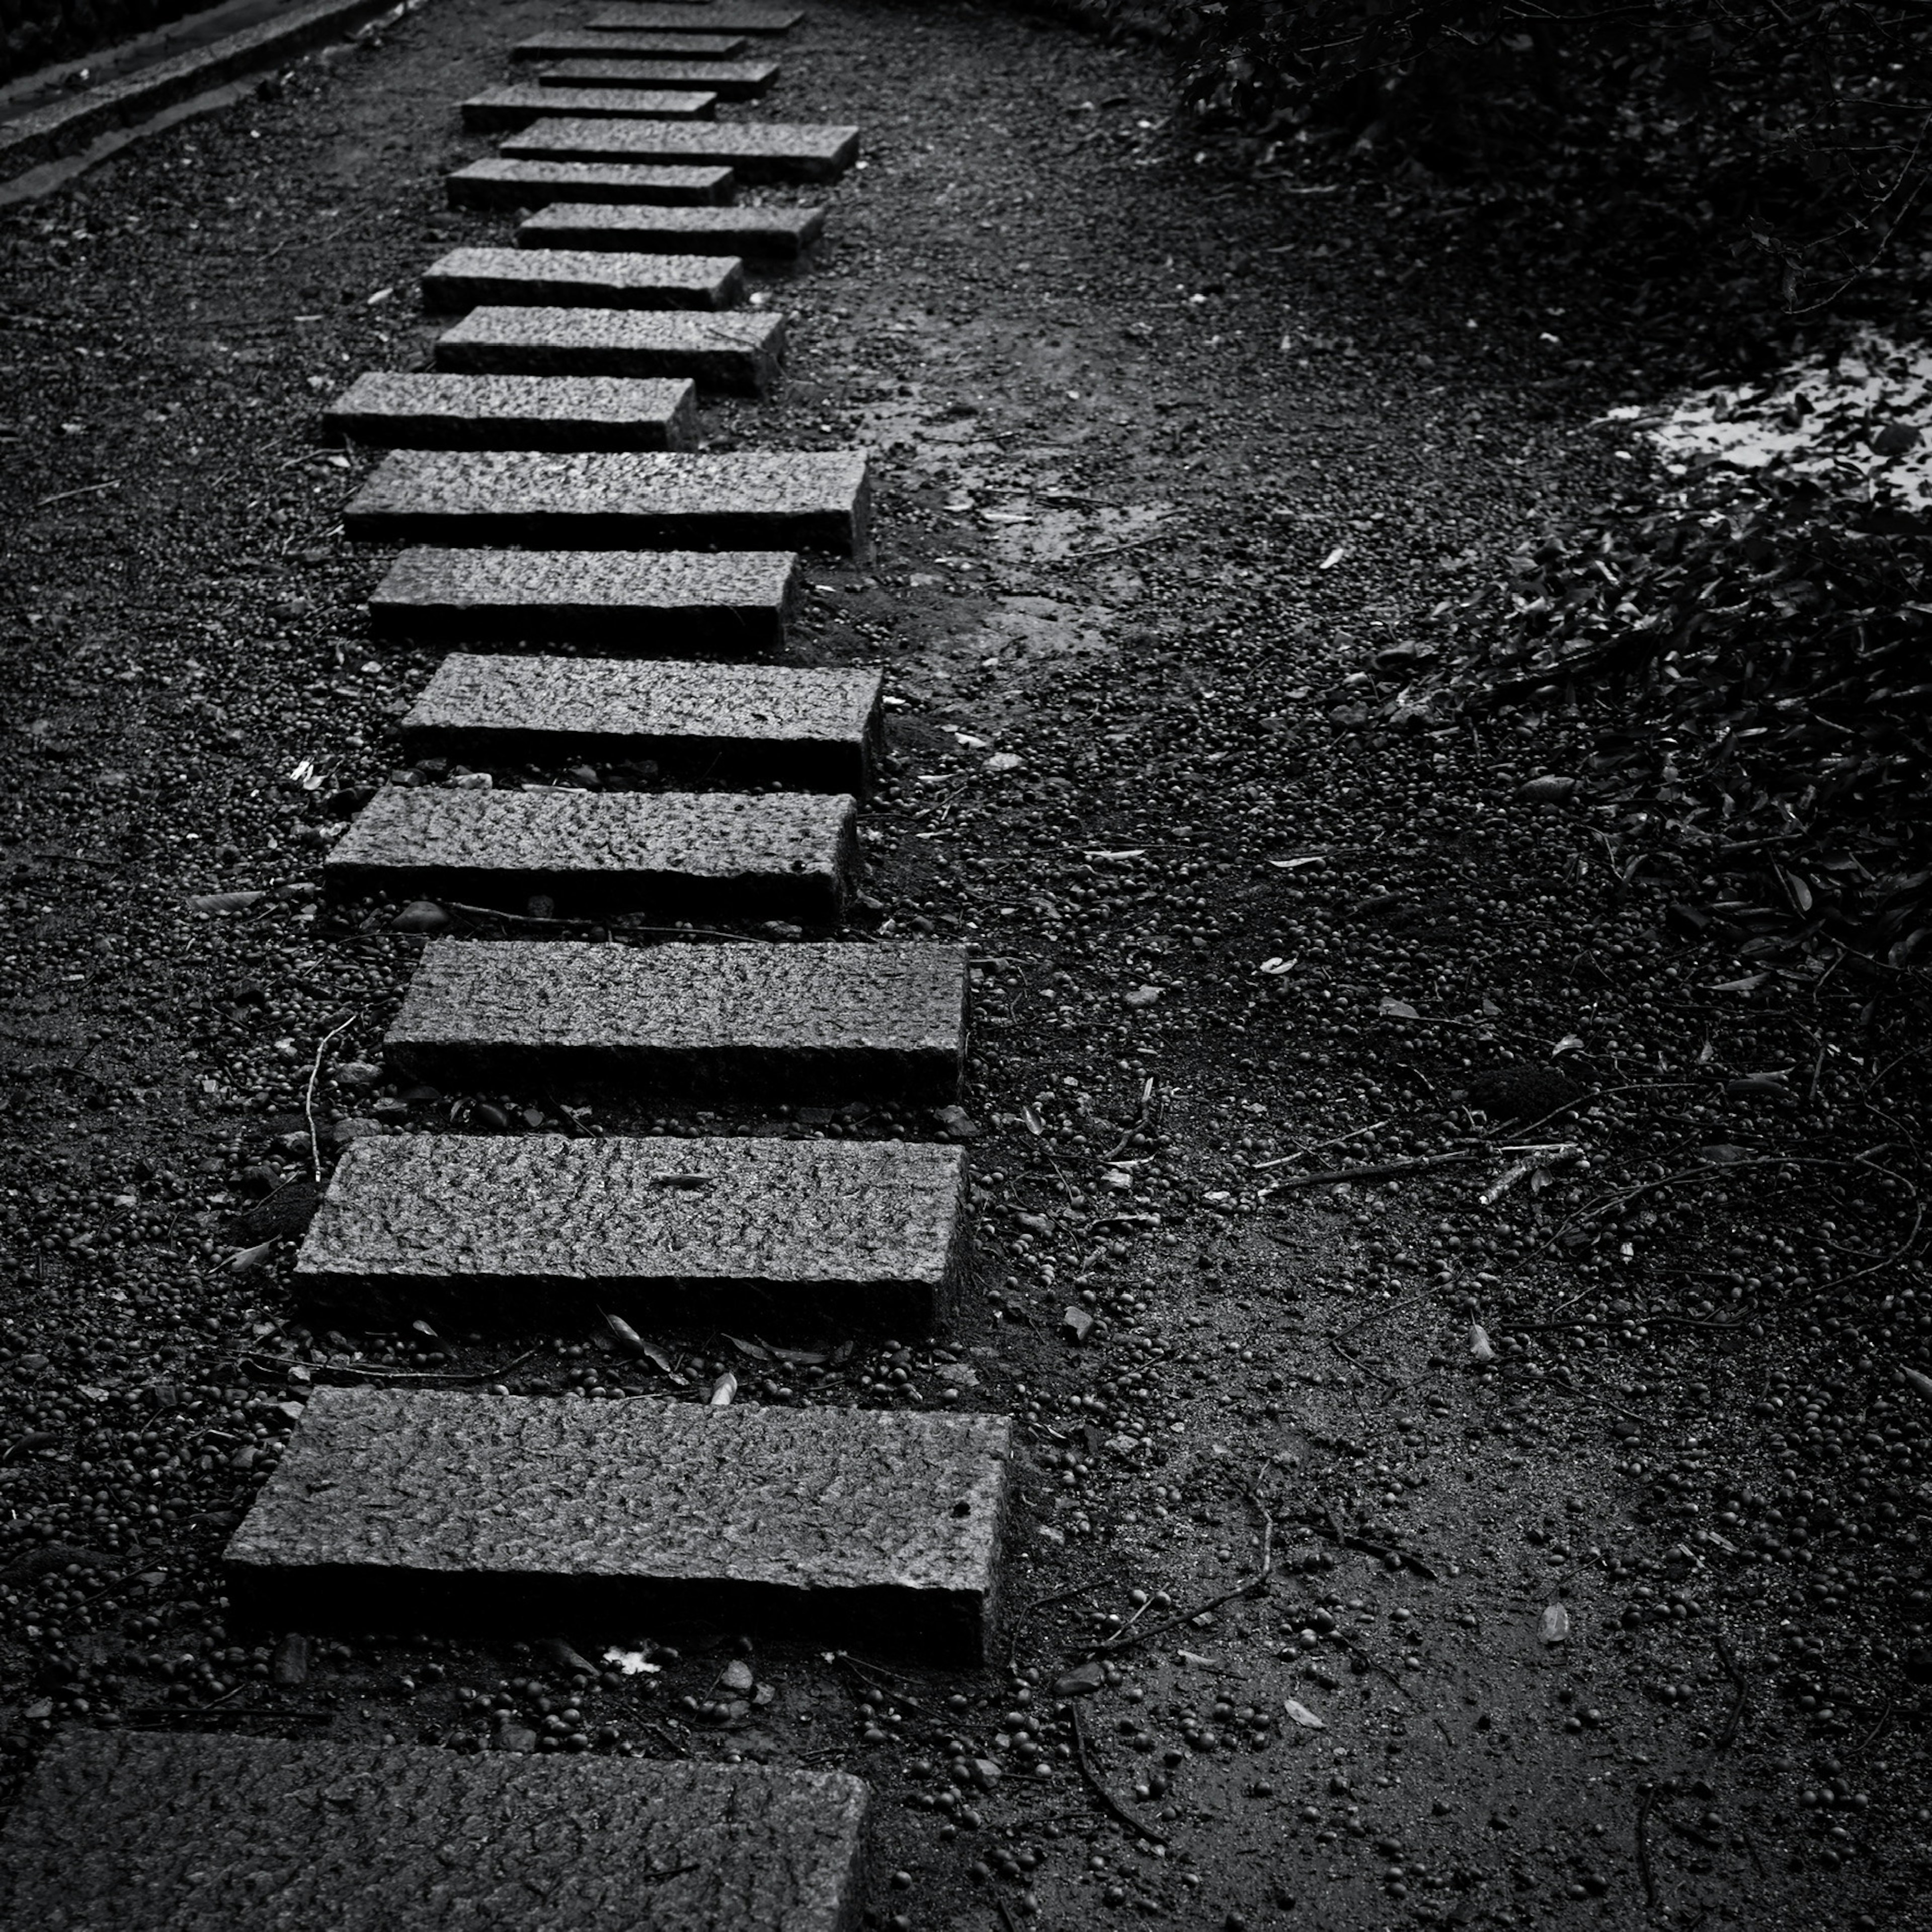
[1,0,1929,1925]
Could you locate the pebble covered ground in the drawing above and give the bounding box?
[0,0,1929,1926]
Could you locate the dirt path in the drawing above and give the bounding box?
[0,1,1926,1925]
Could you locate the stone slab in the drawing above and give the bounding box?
[368,547,798,651]
[435,306,781,398]
[503,117,858,184]
[459,84,717,132]
[386,938,966,1100]
[513,31,748,61]
[589,4,802,34]
[345,449,871,555]
[325,785,856,920]
[400,655,882,790]
[446,158,733,212]
[0,1733,870,1932]
[325,373,698,453]
[535,58,780,101]
[521,199,824,263]
[227,1386,1007,1658]
[422,246,743,313]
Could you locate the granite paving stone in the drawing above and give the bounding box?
[421,246,744,313]
[386,938,968,1100]
[325,785,856,919]
[459,83,718,132]
[513,30,748,60]
[227,1386,1008,1657]
[0,1732,870,1932]
[502,117,859,184]
[400,655,882,790]
[446,158,733,212]
[367,546,798,650]
[324,373,698,452]
[344,449,871,554]
[589,4,803,34]
[520,199,824,263]
[434,306,782,397]
[534,57,780,100]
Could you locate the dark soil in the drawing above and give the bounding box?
[0,0,1928,1925]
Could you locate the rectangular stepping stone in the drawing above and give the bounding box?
[368,547,798,651]
[536,57,780,101]
[513,30,748,60]
[325,373,698,452]
[434,307,783,397]
[447,158,732,213]
[386,938,968,1100]
[459,84,717,132]
[324,785,856,920]
[590,4,802,33]
[227,1386,1009,1658]
[401,655,882,791]
[0,1733,869,1932]
[421,246,743,313]
[503,117,858,184]
[345,449,871,554]
[521,199,824,263]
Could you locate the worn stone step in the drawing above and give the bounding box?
[521,199,824,264]
[589,4,802,34]
[325,784,856,920]
[345,449,871,554]
[535,57,780,101]
[435,306,781,398]
[227,1386,1007,1658]
[422,246,743,314]
[503,117,858,185]
[368,547,798,651]
[447,158,733,212]
[387,938,967,1100]
[0,1732,870,1932]
[326,373,699,452]
[459,83,717,133]
[513,30,748,61]
[401,655,882,790]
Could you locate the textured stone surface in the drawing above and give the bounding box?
[520,199,824,262]
[459,84,717,132]
[227,1387,1008,1657]
[387,939,967,1099]
[589,3,802,33]
[422,246,743,313]
[446,157,733,212]
[0,1732,870,1932]
[345,449,871,555]
[326,786,856,919]
[513,30,748,61]
[503,118,859,184]
[325,373,698,453]
[368,546,797,650]
[400,655,881,790]
[534,57,780,101]
[435,307,783,398]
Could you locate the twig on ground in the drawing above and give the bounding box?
[1713,1632,1749,1750]
[303,1013,358,1183]
[1852,1691,1895,1758]
[36,480,116,509]
[1635,1783,1661,1913]
[1249,1117,1393,1172]
[1263,1151,1474,1194]
[1070,1700,1166,1843]
[315,1347,537,1386]
[1090,1474,1275,1656]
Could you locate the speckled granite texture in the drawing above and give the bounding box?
[421,246,744,312]
[460,84,719,132]
[325,373,699,453]
[446,157,734,210]
[529,59,780,102]
[519,198,823,260]
[502,118,859,183]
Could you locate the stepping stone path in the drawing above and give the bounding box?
[0,1733,870,1931]
[385,938,968,1098]
[325,785,857,919]
[59,0,1030,1902]
[534,56,781,100]
[228,1388,1008,1657]
[399,653,883,789]
[460,83,719,131]
[435,306,785,397]
[520,198,824,262]
[367,546,798,649]
[326,372,699,452]
[345,448,871,551]
[421,245,745,311]
[502,117,860,183]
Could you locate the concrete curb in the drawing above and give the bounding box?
[0,0,415,181]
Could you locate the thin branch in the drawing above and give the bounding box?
[1069,1701,1166,1844]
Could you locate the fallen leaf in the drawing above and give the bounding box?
[721,1334,774,1363]
[1469,1322,1495,1364]
[1552,1034,1586,1056]
[1540,1603,1571,1645]
[1284,1698,1327,1730]
[226,1239,277,1272]
[1320,545,1349,570]
[707,1372,738,1407]
[604,1313,649,1356]
[1902,1365,1932,1401]
[1379,996,1420,1020]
